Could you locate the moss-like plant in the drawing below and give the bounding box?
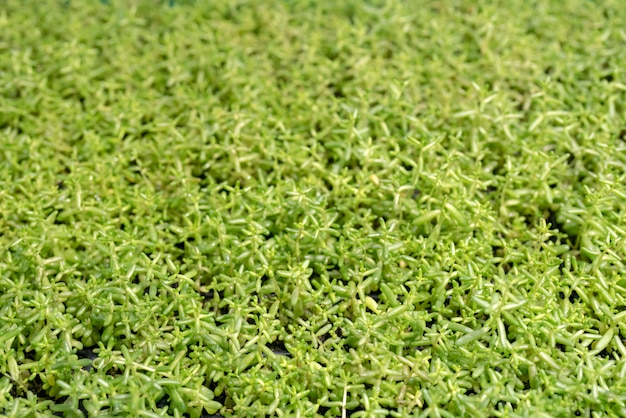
[1,0,626,416]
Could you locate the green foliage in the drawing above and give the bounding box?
[1,0,626,416]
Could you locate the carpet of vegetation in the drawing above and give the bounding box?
[1,0,626,416]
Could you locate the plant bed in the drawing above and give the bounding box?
[1,0,626,416]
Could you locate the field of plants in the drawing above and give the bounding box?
[1,0,626,416]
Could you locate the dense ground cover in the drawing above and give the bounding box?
[1,0,626,416]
